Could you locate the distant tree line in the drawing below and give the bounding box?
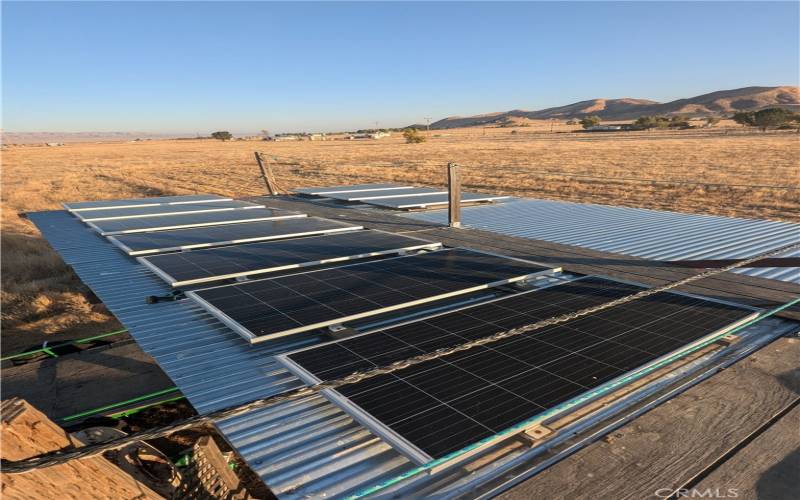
[732,108,800,131]
[572,107,799,132]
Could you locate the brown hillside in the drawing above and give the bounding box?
[429,86,799,128]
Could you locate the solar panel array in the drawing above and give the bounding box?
[75,200,260,221]
[189,248,554,342]
[64,194,231,211]
[283,276,755,462]
[140,230,442,286]
[108,217,361,256]
[87,208,306,235]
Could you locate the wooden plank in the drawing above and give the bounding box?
[1,341,173,421]
[0,398,162,499]
[691,404,800,500]
[496,337,800,500]
[448,163,461,227]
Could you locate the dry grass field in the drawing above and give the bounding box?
[2,124,798,353]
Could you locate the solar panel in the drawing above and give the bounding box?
[87,208,306,235]
[140,230,443,287]
[294,184,411,195]
[280,276,756,464]
[365,192,511,209]
[75,200,262,221]
[107,217,360,256]
[188,248,557,343]
[327,187,445,201]
[64,194,231,211]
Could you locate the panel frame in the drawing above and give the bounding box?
[75,202,263,222]
[187,248,561,344]
[107,220,362,256]
[63,195,232,212]
[347,190,449,201]
[377,194,511,210]
[294,184,412,195]
[277,275,760,466]
[137,230,444,287]
[87,211,307,236]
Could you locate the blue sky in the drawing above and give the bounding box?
[3,1,798,133]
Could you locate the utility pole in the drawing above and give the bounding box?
[424,117,432,136]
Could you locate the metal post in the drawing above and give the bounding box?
[254,152,278,195]
[448,162,461,228]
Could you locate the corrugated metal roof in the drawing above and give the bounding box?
[403,199,800,283]
[27,209,798,499]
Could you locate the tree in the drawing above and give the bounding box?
[580,115,601,129]
[669,115,690,128]
[211,131,233,141]
[704,116,720,128]
[752,108,793,132]
[403,128,426,143]
[732,111,756,127]
[260,129,271,138]
[634,115,670,130]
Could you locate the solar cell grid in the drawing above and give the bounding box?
[189,248,555,343]
[108,217,360,256]
[139,230,442,286]
[88,208,306,235]
[282,276,756,462]
[75,200,261,221]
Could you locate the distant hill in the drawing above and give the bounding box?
[427,86,800,129]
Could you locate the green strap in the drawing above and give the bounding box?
[1,329,128,361]
[60,387,180,422]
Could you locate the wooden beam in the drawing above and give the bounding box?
[254,152,278,196]
[496,338,800,500]
[448,162,461,228]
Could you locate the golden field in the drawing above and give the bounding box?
[1,124,798,352]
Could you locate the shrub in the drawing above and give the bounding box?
[211,131,233,141]
[580,115,601,129]
[403,128,426,143]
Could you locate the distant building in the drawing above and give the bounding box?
[273,135,301,142]
[585,125,623,132]
[309,133,328,141]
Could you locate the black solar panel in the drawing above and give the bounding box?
[87,208,306,235]
[189,248,555,343]
[75,200,260,221]
[108,217,360,256]
[64,194,230,211]
[366,192,511,209]
[140,230,442,287]
[294,184,411,195]
[282,277,756,463]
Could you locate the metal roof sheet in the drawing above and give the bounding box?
[402,198,800,283]
[27,209,798,499]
